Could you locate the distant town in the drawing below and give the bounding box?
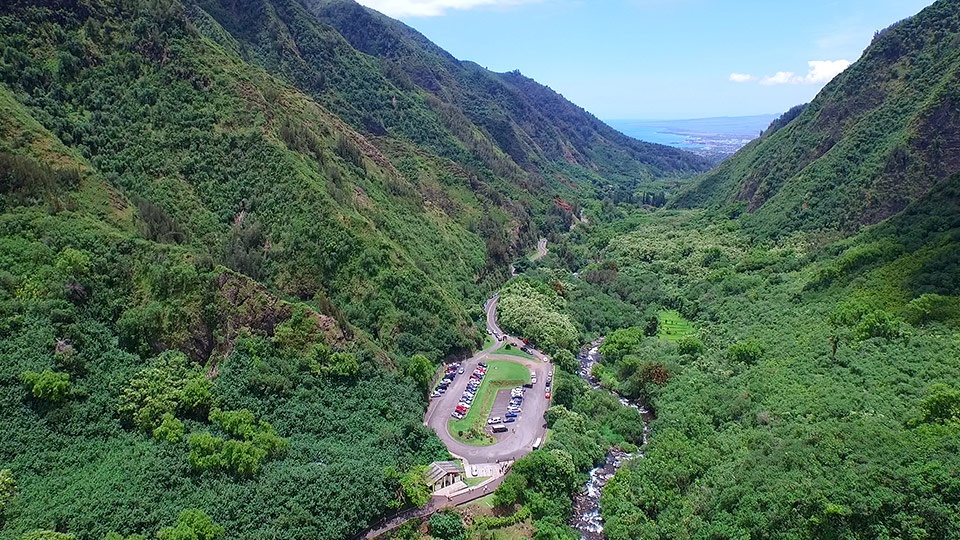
[607,114,779,161]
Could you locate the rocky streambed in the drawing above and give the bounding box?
[569,340,651,540]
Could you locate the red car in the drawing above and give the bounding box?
[545,392,551,400]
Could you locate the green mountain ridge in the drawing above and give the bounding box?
[2,0,959,539]
[305,0,711,181]
[674,0,960,239]
[0,0,708,537]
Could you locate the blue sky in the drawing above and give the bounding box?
[355,0,935,119]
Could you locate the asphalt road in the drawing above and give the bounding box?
[532,237,549,261]
[424,296,553,463]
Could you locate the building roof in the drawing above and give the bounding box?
[426,461,463,486]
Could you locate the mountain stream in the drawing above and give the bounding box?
[569,340,651,540]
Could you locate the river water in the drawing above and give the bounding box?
[569,340,651,540]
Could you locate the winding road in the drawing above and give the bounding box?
[532,238,549,261]
[362,253,559,539]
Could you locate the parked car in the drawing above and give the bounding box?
[545,392,551,399]
[504,417,516,423]
[488,416,502,424]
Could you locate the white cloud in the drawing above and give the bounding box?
[804,60,852,84]
[355,0,542,17]
[729,73,755,83]
[760,71,798,86]
[757,60,852,86]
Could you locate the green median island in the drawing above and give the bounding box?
[495,344,534,360]
[449,360,530,446]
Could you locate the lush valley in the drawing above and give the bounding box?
[1,0,959,539]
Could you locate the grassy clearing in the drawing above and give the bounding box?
[464,476,489,487]
[658,310,695,342]
[463,494,496,509]
[494,345,534,360]
[482,333,496,350]
[448,361,530,446]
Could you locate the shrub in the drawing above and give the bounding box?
[727,339,764,364]
[0,469,15,513]
[428,511,465,540]
[473,506,531,530]
[854,310,902,341]
[118,351,211,431]
[157,509,224,540]
[552,349,578,374]
[190,409,288,476]
[911,384,960,425]
[153,413,185,442]
[677,335,705,357]
[20,370,71,402]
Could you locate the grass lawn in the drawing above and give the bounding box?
[482,333,495,350]
[495,345,534,360]
[658,310,695,342]
[464,476,490,487]
[449,360,530,446]
[463,494,496,509]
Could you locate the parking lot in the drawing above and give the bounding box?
[423,295,555,463]
[487,388,522,429]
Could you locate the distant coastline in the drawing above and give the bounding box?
[606,114,779,160]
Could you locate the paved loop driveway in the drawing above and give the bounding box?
[424,296,552,463]
[361,295,552,539]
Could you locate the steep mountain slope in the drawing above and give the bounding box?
[0,77,448,540]
[0,0,710,538]
[673,0,960,238]
[302,0,711,185]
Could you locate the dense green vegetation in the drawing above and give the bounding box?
[674,0,960,239]
[0,0,707,537]
[3,0,959,538]
[497,278,579,355]
[490,377,647,540]
[489,165,960,537]
[592,197,960,538]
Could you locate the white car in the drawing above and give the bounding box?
[487,416,502,424]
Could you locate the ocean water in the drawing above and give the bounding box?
[610,124,698,148]
[606,114,779,156]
